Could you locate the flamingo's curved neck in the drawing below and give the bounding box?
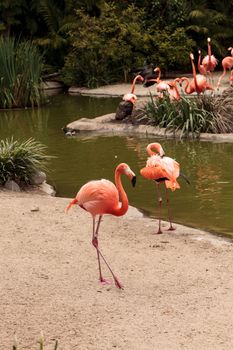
[112,170,128,216]
[191,56,198,91]
[172,83,180,100]
[155,68,161,82]
[131,75,142,93]
[198,51,202,71]
[182,77,191,94]
[208,39,211,69]
[146,143,164,157]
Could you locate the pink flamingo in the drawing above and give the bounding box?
[228,47,233,57]
[140,143,180,234]
[66,163,136,289]
[198,50,207,75]
[201,37,218,73]
[179,53,214,94]
[122,74,144,103]
[145,67,181,100]
[217,55,233,89]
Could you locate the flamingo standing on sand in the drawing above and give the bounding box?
[144,67,181,100]
[115,75,144,120]
[198,50,207,75]
[140,143,180,234]
[122,74,144,104]
[179,53,214,94]
[201,37,218,73]
[217,54,233,89]
[66,163,136,289]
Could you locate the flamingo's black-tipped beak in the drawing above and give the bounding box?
[179,171,191,185]
[131,176,137,187]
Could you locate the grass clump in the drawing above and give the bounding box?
[144,93,233,138]
[13,333,58,350]
[0,37,45,109]
[0,138,52,185]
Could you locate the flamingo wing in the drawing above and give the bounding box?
[77,179,119,216]
[140,164,168,181]
[160,157,180,191]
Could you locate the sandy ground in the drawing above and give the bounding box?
[1,189,233,350]
[69,71,231,97]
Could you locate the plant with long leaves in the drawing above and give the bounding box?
[0,138,52,185]
[144,93,233,138]
[0,37,44,109]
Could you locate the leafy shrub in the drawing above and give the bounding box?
[144,93,233,138]
[0,138,52,185]
[0,37,45,109]
[60,3,194,87]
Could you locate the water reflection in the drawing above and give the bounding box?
[0,94,233,236]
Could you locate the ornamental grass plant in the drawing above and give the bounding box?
[0,37,45,109]
[145,93,233,138]
[0,138,52,185]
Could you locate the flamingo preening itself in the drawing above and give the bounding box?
[179,53,214,95]
[140,143,181,234]
[66,163,136,289]
[144,67,181,100]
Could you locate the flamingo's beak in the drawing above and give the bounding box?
[131,175,137,187]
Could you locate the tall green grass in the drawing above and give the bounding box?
[0,37,44,109]
[145,93,233,138]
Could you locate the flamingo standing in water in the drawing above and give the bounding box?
[217,54,233,89]
[179,53,214,94]
[140,143,180,234]
[66,163,136,289]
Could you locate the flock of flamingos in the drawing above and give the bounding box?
[122,37,233,104]
[65,38,231,290]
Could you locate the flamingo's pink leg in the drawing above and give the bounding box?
[92,216,123,289]
[155,183,163,234]
[165,188,176,231]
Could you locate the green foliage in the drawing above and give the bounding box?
[148,28,195,72]
[144,93,233,139]
[60,2,194,87]
[1,1,233,85]
[60,3,148,87]
[0,37,45,109]
[0,138,52,185]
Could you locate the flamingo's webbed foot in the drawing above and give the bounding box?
[167,224,176,231]
[99,278,112,285]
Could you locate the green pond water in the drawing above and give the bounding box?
[1,93,233,237]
